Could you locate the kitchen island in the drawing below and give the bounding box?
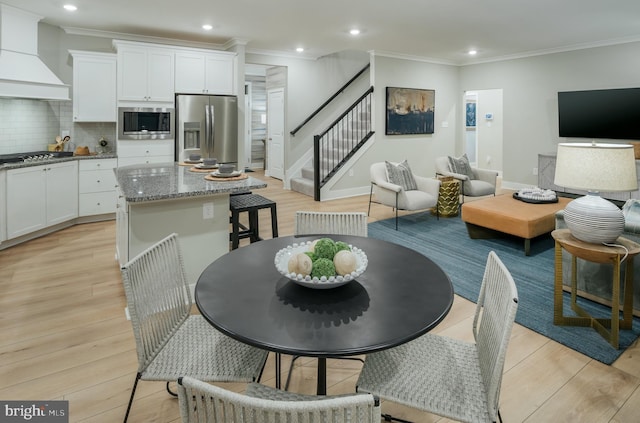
[115,162,267,288]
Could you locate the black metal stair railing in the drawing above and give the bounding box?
[313,86,374,201]
[291,64,370,137]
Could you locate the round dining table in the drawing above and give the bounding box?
[195,234,454,395]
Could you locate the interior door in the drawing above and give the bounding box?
[267,88,285,180]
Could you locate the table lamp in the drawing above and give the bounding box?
[554,142,638,244]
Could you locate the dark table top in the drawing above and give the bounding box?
[195,235,454,358]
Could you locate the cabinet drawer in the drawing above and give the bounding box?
[79,159,118,171]
[79,192,116,216]
[79,169,117,193]
[117,155,173,167]
[117,141,173,158]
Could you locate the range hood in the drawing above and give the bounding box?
[0,4,69,100]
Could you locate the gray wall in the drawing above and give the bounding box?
[459,41,640,187]
[474,89,503,172]
[247,50,371,171]
[329,54,460,195]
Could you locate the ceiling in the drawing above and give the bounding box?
[4,0,640,65]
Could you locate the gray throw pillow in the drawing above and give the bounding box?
[448,154,475,179]
[385,160,418,191]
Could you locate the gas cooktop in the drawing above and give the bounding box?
[0,151,74,165]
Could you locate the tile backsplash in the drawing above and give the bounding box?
[0,98,116,155]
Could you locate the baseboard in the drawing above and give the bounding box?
[0,213,115,251]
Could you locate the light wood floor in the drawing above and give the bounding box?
[2,170,640,422]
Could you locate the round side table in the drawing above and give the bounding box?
[432,176,460,217]
[552,229,640,349]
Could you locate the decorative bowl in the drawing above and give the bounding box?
[218,163,235,174]
[274,241,368,289]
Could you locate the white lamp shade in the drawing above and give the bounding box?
[554,143,637,192]
[554,142,637,244]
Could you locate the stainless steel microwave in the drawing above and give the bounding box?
[118,107,174,140]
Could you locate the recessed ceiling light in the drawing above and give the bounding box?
[63,4,77,11]
[350,29,361,36]
[296,47,304,53]
[202,24,213,31]
[468,50,478,55]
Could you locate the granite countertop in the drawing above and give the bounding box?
[115,163,267,203]
[0,153,118,170]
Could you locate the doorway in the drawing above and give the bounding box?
[463,89,503,172]
[245,64,268,169]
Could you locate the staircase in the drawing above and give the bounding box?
[291,107,372,197]
[291,86,374,200]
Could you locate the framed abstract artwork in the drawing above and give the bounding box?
[385,87,435,135]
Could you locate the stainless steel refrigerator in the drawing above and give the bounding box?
[175,94,238,164]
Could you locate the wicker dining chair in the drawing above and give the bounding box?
[294,210,368,237]
[177,376,381,423]
[356,251,519,423]
[120,233,269,423]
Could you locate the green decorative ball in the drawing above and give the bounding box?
[311,258,336,279]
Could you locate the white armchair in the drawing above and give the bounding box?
[435,155,498,203]
[368,161,440,230]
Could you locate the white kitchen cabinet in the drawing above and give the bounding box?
[6,161,78,239]
[115,41,174,103]
[70,50,117,122]
[78,159,118,216]
[175,49,236,95]
[0,170,6,244]
[116,140,174,166]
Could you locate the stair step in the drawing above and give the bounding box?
[301,166,314,180]
[290,177,314,198]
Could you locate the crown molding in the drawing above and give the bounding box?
[245,47,318,61]
[369,50,457,66]
[62,26,227,50]
[461,35,640,66]
[63,26,640,67]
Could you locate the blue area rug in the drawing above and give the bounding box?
[368,212,640,364]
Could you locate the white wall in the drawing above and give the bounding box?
[459,41,640,187]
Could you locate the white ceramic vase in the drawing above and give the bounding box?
[564,193,624,244]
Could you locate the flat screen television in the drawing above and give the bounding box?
[558,88,640,140]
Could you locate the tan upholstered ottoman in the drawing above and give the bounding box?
[461,194,571,255]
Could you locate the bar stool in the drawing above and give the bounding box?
[229,193,278,250]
